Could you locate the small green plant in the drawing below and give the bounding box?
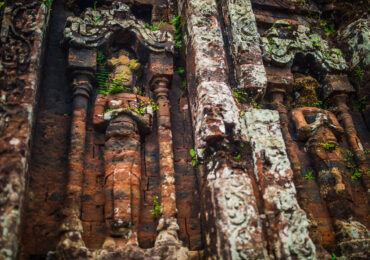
[351,169,364,181]
[312,38,321,47]
[324,23,336,35]
[335,49,343,56]
[320,142,337,150]
[190,149,197,167]
[250,98,261,109]
[353,66,365,85]
[150,99,159,113]
[331,253,336,260]
[93,16,101,26]
[182,80,187,89]
[43,0,53,10]
[309,13,336,36]
[172,15,182,48]
[232,88,261,109]
[150,195,162,217]
[234,153,241,160]
[177,68,185,75]
[104,99,155,117]
[295,99,329,109]
[356,96,367,112]
[233,88,246,102]
[145,20,163,31]
[128,59,139,70]
[341,149,369,181]
[305,170,315,180]
[0,2,4,8]
[95,49,110,95]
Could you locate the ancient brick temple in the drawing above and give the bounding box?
[0,0,369,259]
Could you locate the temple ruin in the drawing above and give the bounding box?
[0,0,369,259]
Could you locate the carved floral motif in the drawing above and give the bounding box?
[63,1,173,52]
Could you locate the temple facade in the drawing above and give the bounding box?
[0,0,369,259]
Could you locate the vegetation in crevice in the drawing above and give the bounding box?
[340,149,370,181]
[172,14,182,48]
[232,88,261,109]
[43,0,53,10]
[150,195,162,218]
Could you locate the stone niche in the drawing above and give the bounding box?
[19,1,201,259]
[0,0,368,260]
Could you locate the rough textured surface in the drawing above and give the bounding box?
[221,0,267,99]
[0,0,369,259]
[0,1,50,259]
[261,20,347,72]
[245,109,316,259]
[338,19,370,70]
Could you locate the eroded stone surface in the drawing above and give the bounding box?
[0,0,369,259]
[0,1,50,259]
[261,20,347,72]
[221,0,267,99]
[245,109,316,259]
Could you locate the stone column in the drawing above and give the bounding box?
[220,0,267,100]
[185,1,267,258]
[245,109,316,259]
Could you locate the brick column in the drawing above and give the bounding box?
[152,77,177,219]
[58,49,96,256]
[61,71,93,234]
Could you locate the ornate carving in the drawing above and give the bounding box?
[63,1,173,53]
[0,2,39,73]
[260,20,347,72]
[337,19,369,70]
[93,54,151,247]
[223,0,267,100]
[211,167,267,259]
[244,109,316,259]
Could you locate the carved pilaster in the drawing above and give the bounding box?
[151,77,177,218]
[60,48,95,240]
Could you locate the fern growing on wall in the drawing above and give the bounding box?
[95,49,111,95]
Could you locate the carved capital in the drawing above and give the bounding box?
[71,71,94,100]
[151,77,170,99]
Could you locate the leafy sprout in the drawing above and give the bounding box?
[150,196,162,217]
[305,170,315,180]
[190,149,197,167]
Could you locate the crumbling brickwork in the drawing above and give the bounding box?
[0,0,369,259]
